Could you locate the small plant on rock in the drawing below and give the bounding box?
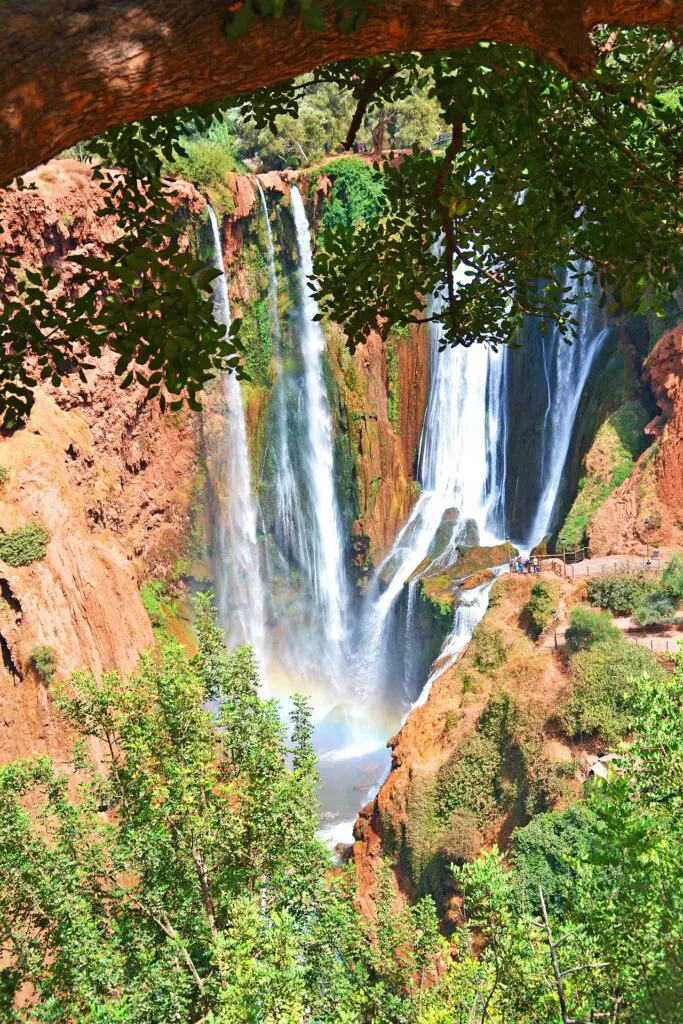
[28,645,58,683]
[0,521,50,567]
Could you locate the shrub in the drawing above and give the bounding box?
[512,803,598,913]
[524,581,557,639]
[586,572,657,615]
[632,590,678,626]
[565,606,620,652]
[471,625,507,673]
[315,157,384,234]
[436,733,502,821]
[561,636,665,741]
[0,521,50,566]
[439,811,483,865]
[164,140,238,215]
[662,554,683,600]
[140,581,165,628]
[28,645,58,683]
[0,466,9,488]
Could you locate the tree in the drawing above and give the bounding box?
[2,0,681,184]
[1,21,681,424]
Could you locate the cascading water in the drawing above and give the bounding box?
[210,185,614,844]
[208,207,266,659]
[356,281,508,699]
[290,185,348,646]
[256,182,300,562]
[526,269,610,545]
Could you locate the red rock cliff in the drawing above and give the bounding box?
[0,161,204,764]
[589,325,683,555]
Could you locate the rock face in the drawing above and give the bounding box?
[328,323,430,567]
[589,326,683,555]
[0,161,203,764]
[353,574,586,920]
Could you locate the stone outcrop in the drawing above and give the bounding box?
[0,161,204,764]
[353,574,587,920]
[590,326,683,555]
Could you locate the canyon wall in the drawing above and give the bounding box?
[0,162,203,763]
[589,325,683,555]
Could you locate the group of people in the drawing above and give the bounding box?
[513,555,540,574]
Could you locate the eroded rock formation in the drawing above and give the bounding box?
[589,326,683,555]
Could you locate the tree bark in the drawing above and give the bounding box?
[1,0,681,183]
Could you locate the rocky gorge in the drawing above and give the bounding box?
[0,156,681,903]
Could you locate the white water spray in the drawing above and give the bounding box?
[290,186,347,644]
[528,269,609,545]
[208,207,266,659]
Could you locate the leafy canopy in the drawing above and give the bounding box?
[0,29,681,423]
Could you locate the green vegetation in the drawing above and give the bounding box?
[632,589,678,626]
[565,606,620,651]
[587,570,659,615]
[471,624,507,673]
[313,157,384,235]
[140,579,181,634]
[2,587,683,1020]
[385,337,399,425]
[559,401,651,547]
[663,553,683,599]
[0,465,9,488]
[587,557,683,624]
[0,520,50,566]
[523,580,558,639]
[437,732,502,821]
[27,645,58,683]
[562,631,665,741]
[241,295,272,385]
[162,138,241,215]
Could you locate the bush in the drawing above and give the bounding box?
[632,590,678,626]
[439,811,483,865]
[0,466,9,488]
[316,157,384,234]
[663,554,683,600]
[140,580,166,628]
[512,803,598,912]
[471,625,507,673]
[436,733,502,822]
[586,572,657,615]
[524,581,557,639]
[27,645,58,683]
[164,140,238,215]
[561,636,665,741]
[565,606,620,651]
[0,521,50,566]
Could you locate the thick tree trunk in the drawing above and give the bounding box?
[1,0,681,183]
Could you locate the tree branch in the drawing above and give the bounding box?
[1,0,681,183]
[343,64,399,151]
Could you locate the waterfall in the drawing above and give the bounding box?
[207,207,266,658]
[290,186,348,645]
[256,181,300,560]
[363,283,507,642]
[412,581,493,708]
[526,270,609,545]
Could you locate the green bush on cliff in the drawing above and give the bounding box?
[437,733,502,821]
[27,645,58,683]
[315,157,384,234]
[471,625,507,674]
[0,521,50,566]
[512,803,598,913]
[561,634,665,741]
[586,571,658,615]
[163,139,239,215]
[524,581,558,639]
[565,606,620,651]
